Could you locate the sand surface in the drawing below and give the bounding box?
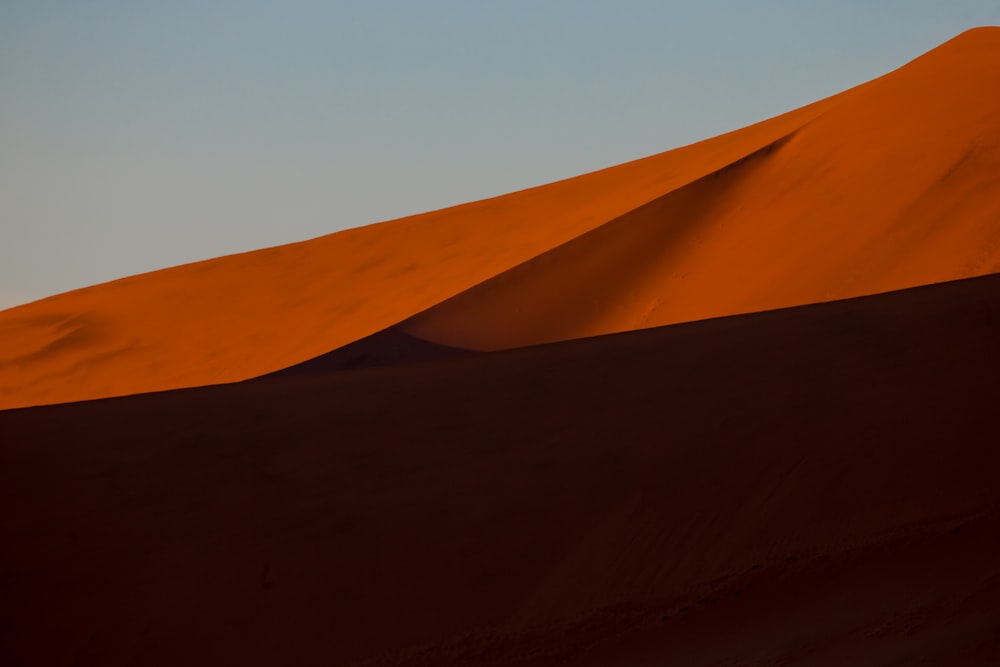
[2,272,1000,665]
[2,27,1000,666]
[403,26,1000,348]
[3,28,999,408]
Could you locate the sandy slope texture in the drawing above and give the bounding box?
[403,26,1000,349]
[2,272,999,666]
[2,28,999,408]
[0,92,827,410]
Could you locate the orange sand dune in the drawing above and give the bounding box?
[2,28,1000,408]
[2,272,999,666]
[404,26,1000,348]
[0,99,827,409]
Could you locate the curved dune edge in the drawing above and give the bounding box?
[254,326,471,378]
[402,26,1000,350]
[402,134,797,350]
[1,27,999,408]
[0,95,831,410]
[2,271,999,665]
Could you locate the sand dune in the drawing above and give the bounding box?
[3,28,1000,664]
[257,326,469,378]
[0,93,826,409]
[2,272,999,665]
[3,28,999,408]
[404,26,1000,348]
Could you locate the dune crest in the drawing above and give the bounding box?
[2,28,1000,407]
[404,27,1000,349]
[0,101,826,409]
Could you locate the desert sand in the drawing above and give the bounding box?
[3,273,1000,665]
[2,26,1000,667]
[3,28,1000,409]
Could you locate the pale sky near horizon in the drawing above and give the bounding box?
[2,1,998,311]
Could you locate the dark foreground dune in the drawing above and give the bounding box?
[3,272,1000,665]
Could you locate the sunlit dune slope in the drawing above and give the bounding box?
[2,273,999,666]
[0,98,828,409]
[2,28,999,408]
[404,27,1000,348]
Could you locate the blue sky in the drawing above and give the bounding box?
[2,1,998,310]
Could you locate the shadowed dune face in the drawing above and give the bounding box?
[402,138,794,349]
[1,27,999,407]
[2,273,1000,666]
[256,326,470,378]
